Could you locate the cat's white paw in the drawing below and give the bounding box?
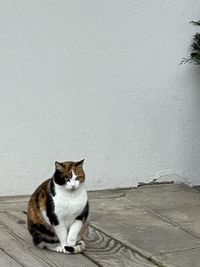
[55,245,63,253]
[55,245,67,253]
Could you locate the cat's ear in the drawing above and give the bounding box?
[74,159,85,167]
[55,161,64,171]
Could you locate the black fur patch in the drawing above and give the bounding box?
[32,232,42,245]
[41,237,59,244]
[65,246,74,253]
[76,201,89,223]
[53,170,66,186]
[33,234,59,245]
[50,179,56,196]
[28,220,56,237]
[29,220,59,246]
[46,193,59,226]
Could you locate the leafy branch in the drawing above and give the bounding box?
[181,20,200,65]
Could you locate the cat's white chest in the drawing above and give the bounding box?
[53,185,87,224]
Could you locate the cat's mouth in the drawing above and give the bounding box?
[66,185,79,191]
[69,186,76,191]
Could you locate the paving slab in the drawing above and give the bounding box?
[89,183,200,267]
[125,183,200,209]
[0,249,22,267]
[89,196,200,256]
[84,225,155,267]
[125,183,200,238]
[151,247,200,267]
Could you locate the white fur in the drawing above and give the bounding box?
[67,220,83,246]
[53,182,87,251]
[70,240,86,253]
[66,170,80,190]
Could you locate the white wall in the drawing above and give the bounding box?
[0,1,200,196]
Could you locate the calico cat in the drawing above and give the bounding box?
[27,159,89,254]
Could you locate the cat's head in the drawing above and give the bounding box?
[53,160,85,190]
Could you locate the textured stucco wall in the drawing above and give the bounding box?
[0,1,200,196]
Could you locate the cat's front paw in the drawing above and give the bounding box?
[55,245,67,253]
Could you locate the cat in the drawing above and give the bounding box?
[27,159,89,254]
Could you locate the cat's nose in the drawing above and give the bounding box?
[72,185,75,190]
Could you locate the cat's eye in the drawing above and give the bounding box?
[65,177,70,182]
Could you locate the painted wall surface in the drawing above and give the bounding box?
[0,1,200,196]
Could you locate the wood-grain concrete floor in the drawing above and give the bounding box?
[1,183,200,267]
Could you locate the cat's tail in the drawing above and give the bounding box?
[65,240,86,254]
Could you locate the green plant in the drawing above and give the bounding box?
[181,20,200,65]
